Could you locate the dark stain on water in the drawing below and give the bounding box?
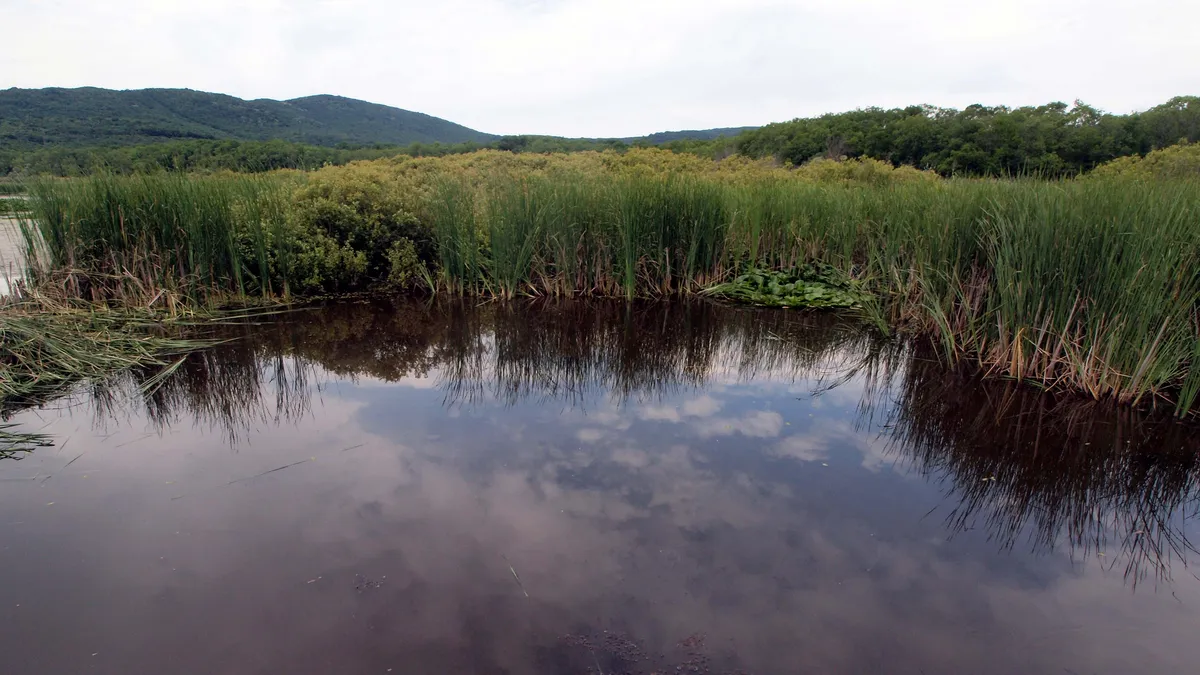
[2,298,1200,674]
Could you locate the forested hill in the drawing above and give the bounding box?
[632,127,757,144]
[736,97,1200,175]
[4,87,1198,179]
[0,87,497,149]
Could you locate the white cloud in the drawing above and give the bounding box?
[772,435,829,463]
[584,409,632,430]
[695,410,784,438]
[3,0,1196,137]
[682,395,722,418]
[639,405,683,423]
[576,428,605,443]
[639,395,723,423]
[396,375,438,389]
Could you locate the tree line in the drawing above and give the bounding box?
[3,96,1197,178]
[0,137,654,177]
[735,96,1200,176]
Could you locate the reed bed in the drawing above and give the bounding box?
[12,149,1200,414]
[18,172,298,305]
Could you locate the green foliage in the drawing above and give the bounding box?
[0,304,215,412]
[2,140,406,177]
[0,197,28,215]
[20,172,300,303]
[1,136,745,179]
[0,87,755,178]
[386,238,423,289]
[705,266,868,309]
[1091,141,1200,179]
[737,97,1200,176]
[287,166,433,293]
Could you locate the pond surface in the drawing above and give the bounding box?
[2,299,1199,675]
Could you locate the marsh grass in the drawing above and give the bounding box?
[19,172,297,306]
[423,171,1200,414]
[0,301,219,412]
[0,423,52,458]
[16,151,1200,414]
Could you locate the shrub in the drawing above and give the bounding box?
[1091,142,1200,180]
[287,164,433,293]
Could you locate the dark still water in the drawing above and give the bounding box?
[3,300,1199,675]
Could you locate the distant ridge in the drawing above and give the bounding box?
[0,87,759,153]
[0,87,497,149]
[631,127,757,144]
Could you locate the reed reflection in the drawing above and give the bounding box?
[56,298,1200,586]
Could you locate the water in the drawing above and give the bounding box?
[2,299,1198,674]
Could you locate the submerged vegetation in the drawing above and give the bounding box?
[0,300,216,413]
[703,266,870,310]
[8,147,1200,415]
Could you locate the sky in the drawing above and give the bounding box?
[3,0,1198,137]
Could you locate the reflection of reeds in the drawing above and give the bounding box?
[27,298,1200,585]
[883,350,1200,586]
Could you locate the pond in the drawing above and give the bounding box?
[1,299,1198,674]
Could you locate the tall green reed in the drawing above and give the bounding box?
[20,173,294,304]
[14,166,1200,414]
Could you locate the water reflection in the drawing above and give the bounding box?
[891,356,1200,586]
[4,298,1200,674]
[68,298,1200,586]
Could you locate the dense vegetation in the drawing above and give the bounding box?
[1,139,422,176]
[14,147,1200,414]
[0,135,745,177]
[737,96,1200,175]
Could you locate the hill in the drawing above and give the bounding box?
[632,127,757,144]
[0,87,496,150]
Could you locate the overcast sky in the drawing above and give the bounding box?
[3,0,1198,137]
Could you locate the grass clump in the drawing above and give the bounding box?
[0,294,255,454]
[0,302,216,410]
[19,172,301,305]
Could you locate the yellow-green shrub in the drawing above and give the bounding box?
[1091,142,1200,180]
[287,163,433,293]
